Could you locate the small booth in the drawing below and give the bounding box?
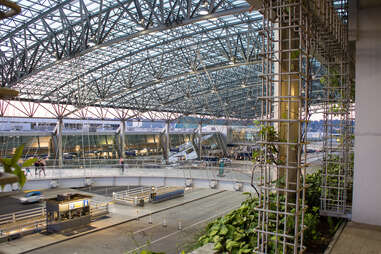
[45,193,92,233]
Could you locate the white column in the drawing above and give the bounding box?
[352,5,381,225]
[198,122,202,159]
[57,118,63,167]
[120,120,126,159]
[165,121,170,160]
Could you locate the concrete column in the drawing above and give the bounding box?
[120,120,126,159]
[165,121,170,160]
[57,118,63,167]
[353,5,381,226]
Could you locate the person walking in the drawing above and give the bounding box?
[25,167,32,176]
[34,158,40,176]
[119,157,125,174]
[218,158,225,177]
[39,159,46,177]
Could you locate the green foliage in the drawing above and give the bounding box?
[196,169,346,253]
[252,124,281,165]
[320,69,355,102]
[198,197,260,253]
[137,251,166,254]
[290,50,300,60]
[0,144,37,189]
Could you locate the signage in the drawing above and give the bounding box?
[69,201,84,210]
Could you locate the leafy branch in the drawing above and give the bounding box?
[0,144,37,189]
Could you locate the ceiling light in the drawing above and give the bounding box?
[199,7,209,15]
[136,25,145,31]
[229,57,236,65]
[202,1,209,7]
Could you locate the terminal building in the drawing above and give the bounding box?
[1,0,381,253]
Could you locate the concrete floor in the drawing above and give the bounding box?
[331,222,381,254]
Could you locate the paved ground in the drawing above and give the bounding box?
[0,188,245,254]
[25,190,245,254]
[331,222,381,254]
[0,196,42,215]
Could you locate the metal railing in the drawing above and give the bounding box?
[113,186,153,205]
[0,201,109,240]
[0,207,45,226]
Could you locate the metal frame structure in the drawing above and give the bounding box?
[248,0,352,253]
[320,42,353,218]
[0,0,328,121]
[255,1,309,252]
[0,0,268,120]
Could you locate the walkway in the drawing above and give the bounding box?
[18,164,258,193]
[3,155,323,193]
[331,222,381,254]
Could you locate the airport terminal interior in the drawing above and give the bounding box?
[0,0,380,254]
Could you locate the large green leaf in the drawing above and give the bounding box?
[0,158,12,172]
[11,144,24,166]
[219,224,228,235]
[209,228,219,237]
[12,164,26,188]
[213,242,223,251]
[22,158,37,168]
[0,144,31,189]
[238,248,252,254]
[226,239,240,251]
[212,235,221,243]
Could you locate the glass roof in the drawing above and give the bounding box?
[0,0,327,120]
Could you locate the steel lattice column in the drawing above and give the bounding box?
[255,1,310,253]
[320,57,352,218]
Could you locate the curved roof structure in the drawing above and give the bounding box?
[0,0,328,120]
[0,0,265,120]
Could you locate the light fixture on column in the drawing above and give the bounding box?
[199,1,209,15]
[229,57,236,65]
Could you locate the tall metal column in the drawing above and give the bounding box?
[247,0,351,252]
[320,57,352,218]
[198,122,202,159]
[165,121,170,161]
[120,120,126,159]
[57,118,63,168]
[255,1,309,253]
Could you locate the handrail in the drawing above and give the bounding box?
[0,207,45,226]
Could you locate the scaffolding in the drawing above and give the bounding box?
[320,49,353,218]
[251,0,352,253]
